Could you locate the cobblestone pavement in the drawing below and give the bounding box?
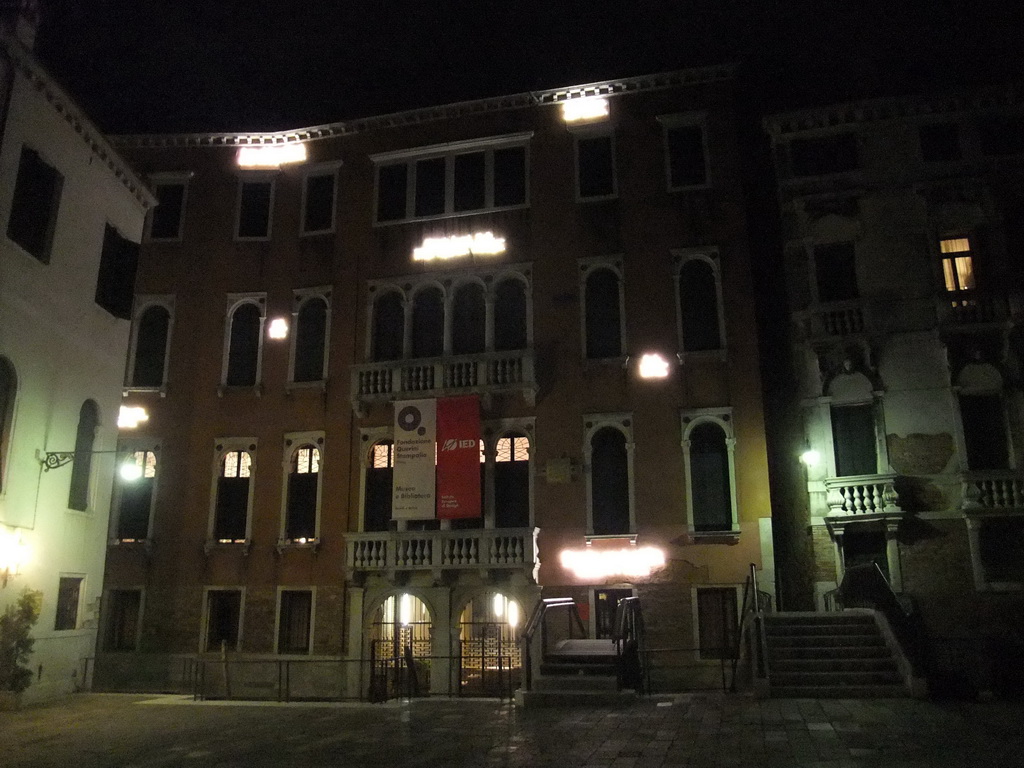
[3,692,1024,768]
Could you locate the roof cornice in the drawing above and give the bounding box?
[110,64,738,150]
[0,31,155,209]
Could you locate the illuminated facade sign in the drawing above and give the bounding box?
[560,546,666,580]
[412,232,506,261]
[236,143,308,169]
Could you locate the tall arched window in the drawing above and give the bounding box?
[114,449,157,540]
[284,444,320,540]
[494,279,527,351]
[688,422,733,532]
[451,283,485,355]
[590,426,630,535]
[364,440,394,532]
[411,287,444,358]
[225,303,262,386]
[293,297,328,383]
[957,362,1010,471]
[0,356,16,491]
[129,304,171,387]
[495,433,530,528]
[678,257,723,352]
[370,593,432,698]
[68,399,99,510]
[372,291,404,362]
[214,448,252,541]
[584,267,622,359]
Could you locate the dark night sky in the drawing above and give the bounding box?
[34,0,1024,134]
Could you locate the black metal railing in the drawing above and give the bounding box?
[518,597,586,692]
[729,562,771,692]
[613,596,648,694]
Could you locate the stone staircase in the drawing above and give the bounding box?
[514,639,637,707]
[764,611,907,697]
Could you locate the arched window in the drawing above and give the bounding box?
[0,356,16,491]
[372,291,404,362]
[369,593,432,697]
[364,440,394,532]
[957,363,1009,471]
[458,592,522,696]
[129,304,170,387]
[494,279,527,351]
[678,258,723,352]
[451,283,485,355]
[688,422,733,532]
[285,444,320,540]
[827,370,878,478]
[68,399,99,510]
[590,426,630,535]
[293,297,328,383]
[495,433,530,528]
[584,267,622,359]
[213,448,252,541]
[225,303,262,386]
[114,449,157,540]
[411,287,444,358]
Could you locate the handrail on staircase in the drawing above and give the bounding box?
[612,596,649,694]
[518,597,587,692]
[730,562,770,692]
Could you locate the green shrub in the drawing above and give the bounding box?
[0,588,43,693]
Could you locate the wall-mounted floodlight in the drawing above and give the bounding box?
[560,546,666,580]
[118,406,149,430]
[562,97,610,123]
[799,449,821,467]
[267,318,289,339]
[638,353,671,379]
[236,143,307,169]
[413,232,506,262]
[0,528,28,588]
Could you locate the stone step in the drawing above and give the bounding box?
[769,645,892,661]
[766,623,877,636]
[768,634,887,649]
[770,683,906,698]
[533,674,619,693]
[771,670,902,686]
[770,657,898,673]
[540,662,618,677]
[766,613,875,626]
[514,688,637,708]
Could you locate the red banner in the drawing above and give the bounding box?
[436,395,481,519]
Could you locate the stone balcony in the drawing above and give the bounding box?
[346,527,537,579]
[350,350,536,412]
[799,299,867,342]
[936,290,1020,331]
[962,470,1024,512]
[825,474,903,518]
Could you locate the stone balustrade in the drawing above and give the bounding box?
[825,474,901,516]
[346,527,537,574]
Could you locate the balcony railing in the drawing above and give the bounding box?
[351,351,535,409]
[937,292,1016,328]
[346,527,537,575]
[961,471,1024,511]
[800,299,866,340]
[825,474,902,517]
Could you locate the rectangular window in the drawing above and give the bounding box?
[696,587,738,660]
[105,589,141,651]
[214,448,252,542]
[814,242,859,303]
[940,237,976,297]
[960,394,1009,471]
[301,171,336,235]
[205,589,242,652]
[95,224,140,320]
[664,123,708,189]
[115,449,157,541]
[277,590,313,654]
[236,179,274,239]
[790,134,859,177]
[919,123,962,163]
[7,146,63,263]
[149,182,186,240]
[831,404,877,477]
[55,576,83,631]
[373,135,529,224]
[576,134,616,200]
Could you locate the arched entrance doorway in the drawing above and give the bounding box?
[368,593,432,699]
[458,592,521,697]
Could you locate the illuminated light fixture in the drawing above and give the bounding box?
[493,593,505,619]
[561,97,610,123]
[412,232,506,261]
[118,406,149,430]
[799,449,821,467]
[507,600,520,628]
[560,546,666,580]
[236,143,307,169]
[267,317,289,339]
[119,461,143,482]
[0,528,29,587]
[399,593,413,626]
[638,353,670,379]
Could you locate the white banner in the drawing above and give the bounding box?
[392,399,436,520]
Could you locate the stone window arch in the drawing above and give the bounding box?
[127,298,173,389]
[674,250,724,354]
[291,291,329,383]
[68,399,99,511]
[681,410,738,534]
[585,415,634,535]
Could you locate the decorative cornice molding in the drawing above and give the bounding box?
[0,31,156,209]
[110,64,738,150]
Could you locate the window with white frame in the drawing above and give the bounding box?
[581,259,624,360]
[223,295,265,387]
[373,133,530,224]
[204,588,243,652]
[675,250,724,353]
[104,588,142,651]
[585,415,634,535]
[126,297,173,389]
[493,431,531,528]
[575,130,616,201]
[940,236,976,306]
[282,436,322,542]
[54,575,84,631]
[411,285,444,358]
[147,175,189,241]
[451,281,486,355]
[814,241,859,303]
[659,114,709,190]
[235,175,275,240]
[681,409,737,534]
[957,362,1010,472]
[113,446,158,541]
[68,399,99,511]
[0,356,17,493]
[211,442,255,543]
[277,588,313,654]
[363,437,394,532]
[695,586,739,659]
[301,165,338,235]
[291,290,330,383]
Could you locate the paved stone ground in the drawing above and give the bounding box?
[3,692,1024,768]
